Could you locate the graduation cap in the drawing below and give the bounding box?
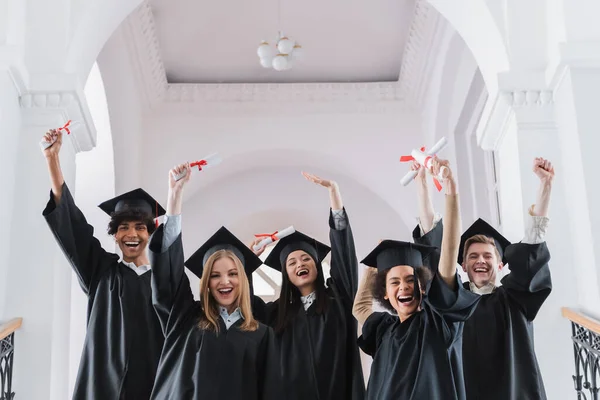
[185,226,263,279]
[263,231,331,272]
[361,240,437,273]
[458,218,511,264]
[98,188,166,219]
[361,240,437,305]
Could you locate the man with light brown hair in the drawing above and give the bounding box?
[412,157,554,400]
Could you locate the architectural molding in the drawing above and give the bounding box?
[398,0,444,108]
[477,88,556,150]
[20,90,96,153]
[122,0,451,110]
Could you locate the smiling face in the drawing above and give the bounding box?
[462,242,503,288]
[114,220,149,263]
[285,250,318,295]
[208,256,240,313]
[384,265,423,321]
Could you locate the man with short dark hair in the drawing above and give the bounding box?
[412,157,554,400]
[41,129,166,399]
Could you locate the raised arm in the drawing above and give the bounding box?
[531,157,554,218]
[413,161,436,234]
[149,163,194,335]
[502,157,554,319]
[302,172,359,299]
[42,129,65,202]
[352,267,377,325]
[41,129,114,295]
[433,159,460,290]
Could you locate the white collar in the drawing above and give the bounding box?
[120,259,151,276]
[300,291,317,311]
[469,281,496,295]
[220,307,244,320]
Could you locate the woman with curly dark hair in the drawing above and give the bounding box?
[352,158,480,400]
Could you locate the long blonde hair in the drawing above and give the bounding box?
[198,249,259,333]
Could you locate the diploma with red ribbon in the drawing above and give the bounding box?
[253,225,296,251]
[39,120,78,150]
[399,137,448,191]
[172,153,223,181]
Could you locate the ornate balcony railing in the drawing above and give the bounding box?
[562,307,600,400]
[0,318,22,400]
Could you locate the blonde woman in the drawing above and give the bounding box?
[148,163,281,400]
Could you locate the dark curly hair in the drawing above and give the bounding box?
[107,210,156,236]
[372,266,433,313]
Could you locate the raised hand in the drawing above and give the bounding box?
[302,171,342,210]
[533,157,554,183]
[169,163,192,191]
[41,129,62,158]
[249,237,267,257]
[431,157,452,180]
[431,157,456,195]
[410,160,427,182]
[302,171,338,190]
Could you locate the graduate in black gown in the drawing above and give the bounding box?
[251,172,365,400]
[148,163,281,400]
[353,159,480,400]
[40,129,165,399]
[412,157,554,400]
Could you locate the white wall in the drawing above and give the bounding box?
[0,70,21,319]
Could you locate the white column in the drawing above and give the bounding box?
[3,107,76,400]
[552,59,600,315]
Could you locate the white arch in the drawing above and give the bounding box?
[427,0,509,94]
[65,0,144,78]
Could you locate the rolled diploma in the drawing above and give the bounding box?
[411,149,448,180]
[399,137,448,186]
[253,225,295,251]
[39,121,82,150]
[173,153,223,181]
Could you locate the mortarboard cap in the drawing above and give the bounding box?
[458,218,511,264]
[361,240,437,273]
[98,188,166,218]
[263,230,331,272]
[185,226,263,279]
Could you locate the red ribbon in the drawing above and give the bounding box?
[399,146,443,192]
[190,160,208,171]
[399,146,425,162]
[58,120,72,135]
[254,231,279,241]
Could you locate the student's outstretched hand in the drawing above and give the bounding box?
[411,160,427,182]
[302,171,337,190]
[431,157,456,195]
[249,237,267,257]
[533,157,554,183]
[167,163,191,216]
[169,163,192,192]
[41,129,62,158]
[302,171,343,210]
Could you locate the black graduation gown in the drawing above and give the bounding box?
[358,274,479,400]
[414,221,552,400]
[43,184,164,400]
[260,210,365,400]
[148,225,282,400]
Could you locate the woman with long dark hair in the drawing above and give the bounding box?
[148,163,281,400]
[252,172,365,400]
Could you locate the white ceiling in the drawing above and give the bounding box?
[149,0,415,84]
